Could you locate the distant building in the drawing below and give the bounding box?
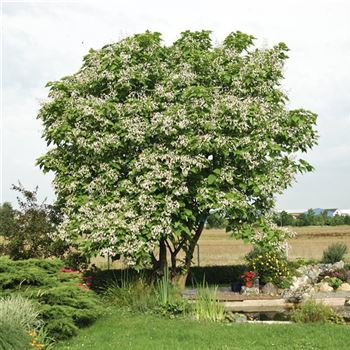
[277,208,350,217]
[333,209,350,216]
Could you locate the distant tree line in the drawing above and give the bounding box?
[272,209,350,227]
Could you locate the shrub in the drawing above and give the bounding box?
[0,257,101,341]
[326,268,350,282]
[155,271,189,317]
[291,299,344,324]
[246,247,293,288]
[0,183,69,260]
[103,276,157,313]
[322,242,348,264]
[63,251,89,271]
[325,277,343,289]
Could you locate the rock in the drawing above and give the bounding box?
[240,286,259,295]
[305,266,321,283]
[290,275,310,291]
[337,283,350,292]
[226,312,247,323]
[283,284,316,302]
[261,282,279,296]
[318,282,334,292]
[333,261,345,270]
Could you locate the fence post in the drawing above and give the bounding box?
[196,244,200,266]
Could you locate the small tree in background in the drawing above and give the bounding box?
[37,30,317,286]
[0,202,18,237]
[0,183,68,259]
[206,212,227,229]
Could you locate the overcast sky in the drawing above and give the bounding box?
[1,0,350,209]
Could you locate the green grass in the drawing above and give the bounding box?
[55,308,349,350]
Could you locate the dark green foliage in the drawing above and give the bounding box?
[0,202,18,237]
[88,265,247,293]
[206,212,227,229]
[321,242,348,264]
[0,257,101,340]
[0,320,31,350]
[188,265,247,285]
[0,183,69,260]
[273,209,350,227]
[272,211,296,226]
[63,251,90,271]
[44,318,78,340]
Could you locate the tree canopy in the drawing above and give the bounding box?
[37,30,317,282]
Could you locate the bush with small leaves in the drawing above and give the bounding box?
[291,299,344,324]
[0,257,101,340]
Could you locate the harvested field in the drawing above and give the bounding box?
[93,225,350,268]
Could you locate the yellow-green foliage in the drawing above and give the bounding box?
[291,299,344,324]
[0,320,31,350]
[193,283,225,322]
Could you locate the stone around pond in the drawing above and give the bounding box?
[261,282,279,296]
[261,282,279,295]
[337,283,350,292]
[241,286,259,295]
[226,312,247,323]
[318,282,333,293]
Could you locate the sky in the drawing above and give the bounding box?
[1,0,350,209]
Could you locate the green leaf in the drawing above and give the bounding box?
[207,174,217,185]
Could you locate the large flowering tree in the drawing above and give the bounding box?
[38,31,317,285]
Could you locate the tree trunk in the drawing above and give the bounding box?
[170,220,206,289]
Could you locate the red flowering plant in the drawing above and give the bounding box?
[60,268,80,273]
[59,267,93,290]
[240,271,257,288]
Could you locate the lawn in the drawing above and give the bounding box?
[55,309,350,350]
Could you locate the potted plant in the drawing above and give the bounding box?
[241,271,258,288]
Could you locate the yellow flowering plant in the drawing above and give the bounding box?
[246,247,293,288]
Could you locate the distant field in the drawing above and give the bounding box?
[93,225,350,268]
[196,226,350,265]
[3,225,349,268]
[201,225,350,240]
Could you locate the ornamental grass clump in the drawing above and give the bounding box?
[0,295,49,350]
[322,242,348,264]
[193,282,224,322]
[104,276,157,313]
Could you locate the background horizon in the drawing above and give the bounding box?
[2,0,350,209]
